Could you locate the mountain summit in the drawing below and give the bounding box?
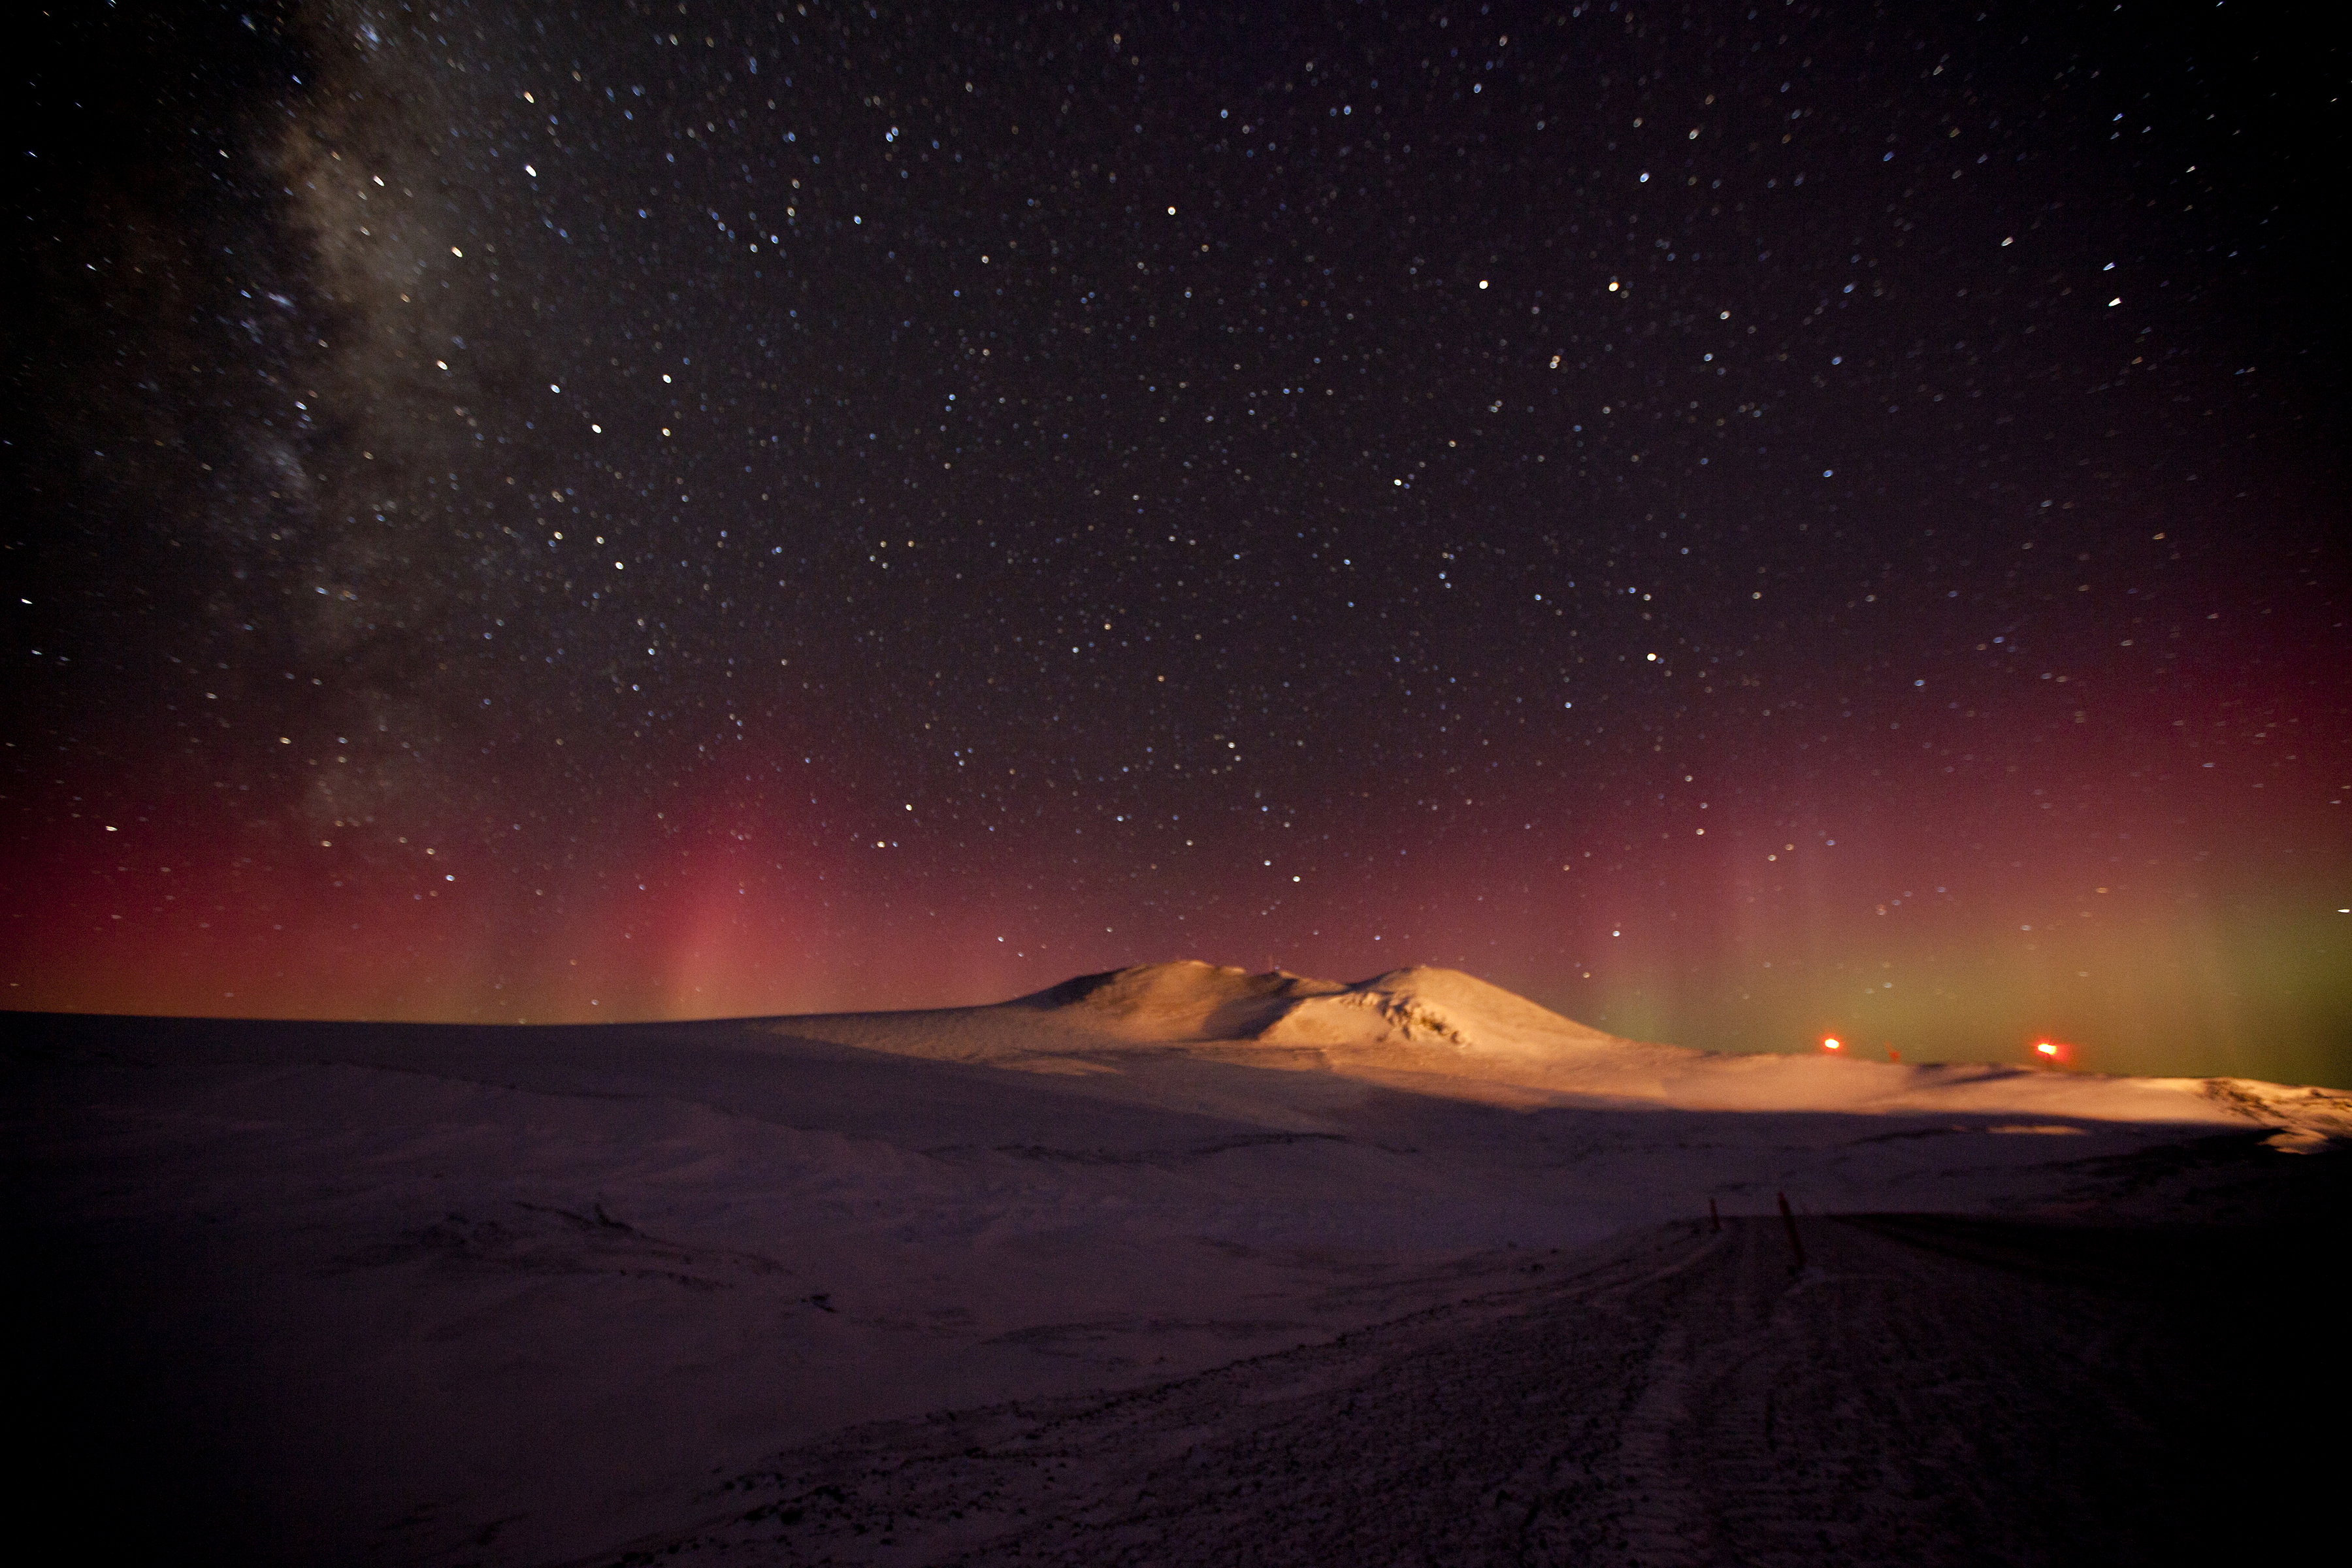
[782,960,2349,1143]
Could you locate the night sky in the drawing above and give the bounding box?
[9,1,2345,1083]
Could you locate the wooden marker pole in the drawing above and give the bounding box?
[1708,1197,1720,1233]
[1776,1192,1806,1273]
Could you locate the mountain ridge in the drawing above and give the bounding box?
[776,959,2351,1144]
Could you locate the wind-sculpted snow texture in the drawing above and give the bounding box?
[5,962,2344,1565]
[634,1212,2334,1567]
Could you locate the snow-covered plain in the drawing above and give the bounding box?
[6,962,2344,1565]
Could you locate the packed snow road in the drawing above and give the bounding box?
[634,1210,2330,1568]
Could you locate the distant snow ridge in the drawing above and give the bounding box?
[1000,960,2347,1141]
[2198,1079,2352,1152]
[1016,960,1344,1041]
[1021,960,1635,1060]
[1258,966,1637,1062]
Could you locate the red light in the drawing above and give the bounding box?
[2036,1041,2058,1056]
[1822,1036,1842,1053]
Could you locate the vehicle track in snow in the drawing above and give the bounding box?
[615,1213,2328,1567]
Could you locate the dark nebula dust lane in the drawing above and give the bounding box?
[8,1,2346,1081]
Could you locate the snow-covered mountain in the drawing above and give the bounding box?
[8,963,2342,1565]
[785,958,2352,1145]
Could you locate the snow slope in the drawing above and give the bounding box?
[781,958,2352,1139]
[5,962,2342,1565]
[648,1213,2342,1567]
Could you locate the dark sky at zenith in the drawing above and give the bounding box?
[8,0,2345,1083]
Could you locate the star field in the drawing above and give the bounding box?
[8,0,2345,1082]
